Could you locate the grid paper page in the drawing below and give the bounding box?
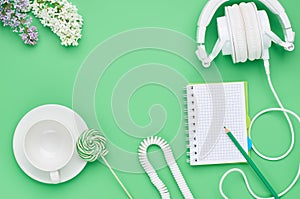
[186,82,248,166]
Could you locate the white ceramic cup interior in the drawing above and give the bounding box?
[23,120,74,182]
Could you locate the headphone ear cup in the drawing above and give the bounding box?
[227,4,248,63]
[240,2,262,61]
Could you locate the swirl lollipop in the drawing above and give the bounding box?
[76,129,133,199]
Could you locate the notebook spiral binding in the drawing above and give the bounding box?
[185,85,198,165]
[183,87,190,164]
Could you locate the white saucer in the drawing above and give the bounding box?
[13,104,88,184]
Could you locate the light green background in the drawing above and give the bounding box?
[1,0,300,198]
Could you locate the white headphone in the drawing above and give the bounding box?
[195,1,300,198]
[196,0,295,68]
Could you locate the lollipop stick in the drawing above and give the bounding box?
[101,156,133,199]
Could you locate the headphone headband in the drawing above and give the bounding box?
[259,0,294,42]
[197,0,228,44]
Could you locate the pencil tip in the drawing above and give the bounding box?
[224,127,230,133]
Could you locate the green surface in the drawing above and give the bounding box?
[1,0,300,198]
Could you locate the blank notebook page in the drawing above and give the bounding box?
[186,82,248,166]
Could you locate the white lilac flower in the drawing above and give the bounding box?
[30,0,83,46]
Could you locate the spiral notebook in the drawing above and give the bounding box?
[186,82,250,166]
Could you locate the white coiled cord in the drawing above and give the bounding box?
[138,136,194,199]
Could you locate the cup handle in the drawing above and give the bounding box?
[50,170,60,183]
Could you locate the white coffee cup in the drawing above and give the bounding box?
[23,120,75,183]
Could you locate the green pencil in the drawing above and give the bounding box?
[224,127,279,199]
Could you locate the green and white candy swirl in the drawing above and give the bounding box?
[76,129,108,162]
[76,129,133,199]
